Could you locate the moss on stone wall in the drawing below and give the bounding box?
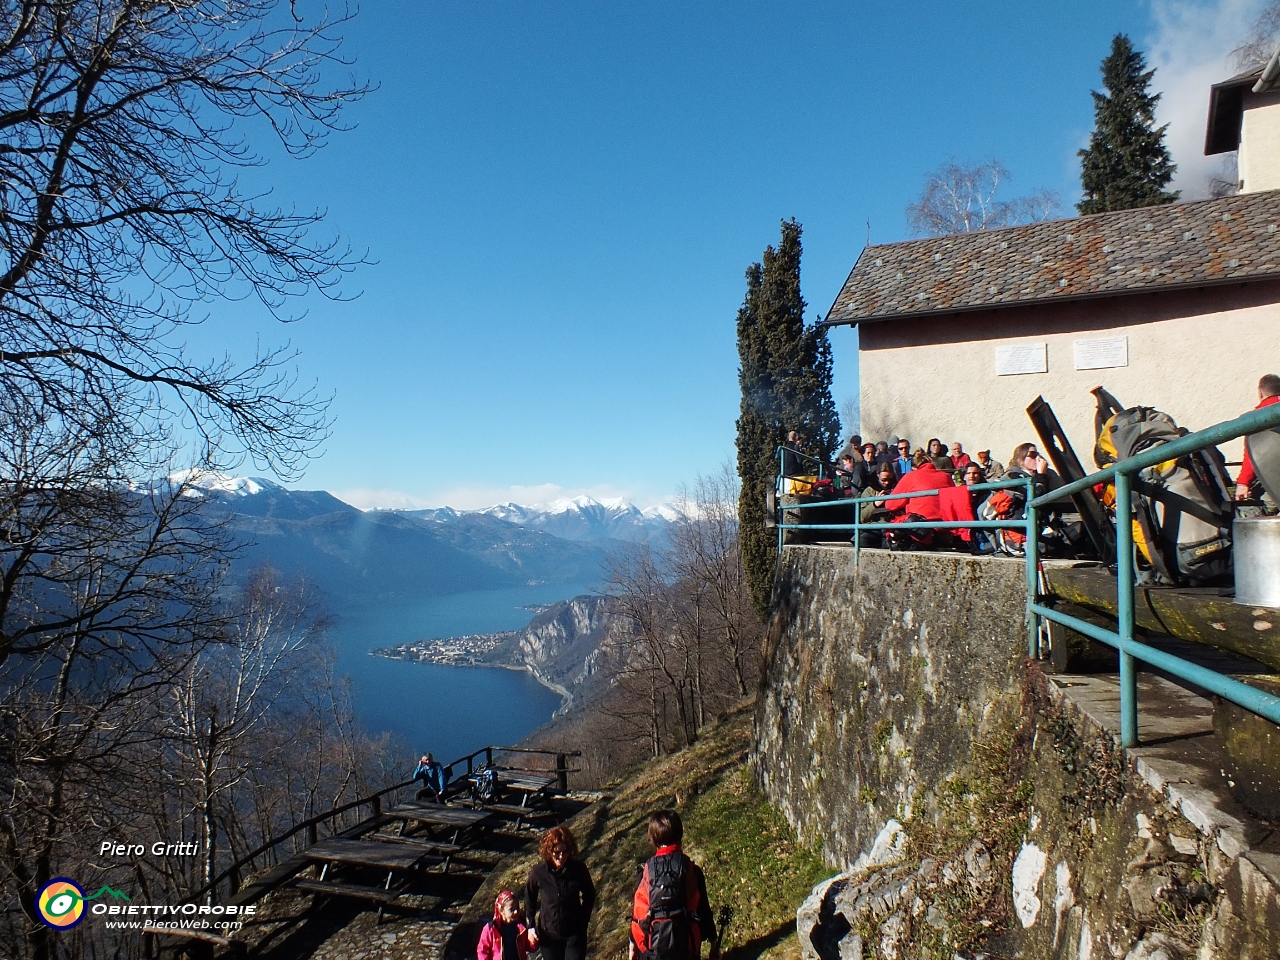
[755,548,1029,867]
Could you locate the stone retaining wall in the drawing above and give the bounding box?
[754,547,1028,868]
[755,546,1280,959]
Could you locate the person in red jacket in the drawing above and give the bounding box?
[885,457,955,520]
[1234,374,1280,500]
[630,810,718,960]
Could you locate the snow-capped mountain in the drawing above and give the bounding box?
[144,475,675,605]
[410,495,677,543]
[166,470,288,498]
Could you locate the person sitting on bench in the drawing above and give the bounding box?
[414,753,448,802]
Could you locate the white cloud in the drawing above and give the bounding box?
[1146,0,1264,199]
[332,482,673,512]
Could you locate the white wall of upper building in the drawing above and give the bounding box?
[857,287,1280,473]
[1240,87,1280,193]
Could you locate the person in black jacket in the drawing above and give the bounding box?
[525,826,595,960]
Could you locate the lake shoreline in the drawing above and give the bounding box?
[371,646,574,714]
[332,583,593,759]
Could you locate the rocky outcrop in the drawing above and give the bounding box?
[373,594,626,715]
[792,705,1280,960]
[516,595,624,711]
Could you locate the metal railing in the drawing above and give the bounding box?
[1026,402,1280,746]
[775,445,830,490]
[776,474,1037,565]
[774,405,1280,748]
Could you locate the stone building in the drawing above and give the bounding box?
[823,60,1280,466]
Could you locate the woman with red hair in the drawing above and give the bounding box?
[524,826,595,960]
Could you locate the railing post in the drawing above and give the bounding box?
[486,746,493,768]
[556,753,568,792]
[1115,470,1138,747]
[1025,477,1038,659]
[372,795,382,817]
[307,822,318,846]
[853,496,861,567]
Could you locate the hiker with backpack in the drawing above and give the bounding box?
[973,443,1052,557]
[629,809,719,960]
[525,826,595,960]
[478,890,535,960]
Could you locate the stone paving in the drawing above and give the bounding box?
[305,912,454,960]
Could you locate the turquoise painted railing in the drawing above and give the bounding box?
[775,475,1036,566]
[775,474,1040,702]
[775,444,830,487]
[775,403,1280,747]
[1026,402,1280,746]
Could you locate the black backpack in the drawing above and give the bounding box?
[641,852,695,960]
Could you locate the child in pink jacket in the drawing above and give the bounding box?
[478,890,534,960]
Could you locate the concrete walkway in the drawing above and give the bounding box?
[1049,668,1280,937]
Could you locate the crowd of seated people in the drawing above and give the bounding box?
[783,431,1062,553]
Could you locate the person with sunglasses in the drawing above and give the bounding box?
[525,827,595,960]
[892,439,913,478]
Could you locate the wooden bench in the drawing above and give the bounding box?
[482,802,555,831]
[225,815,393,909]
[293,878,400,905]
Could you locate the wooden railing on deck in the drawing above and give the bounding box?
[182,745,580,906]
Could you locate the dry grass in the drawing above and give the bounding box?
[453,701,829,960]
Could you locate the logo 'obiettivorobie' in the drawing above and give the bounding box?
[36,879,130,930]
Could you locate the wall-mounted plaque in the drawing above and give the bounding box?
[1074,336,1128,371]
[996,342,1047,376]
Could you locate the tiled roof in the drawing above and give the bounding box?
[823,191,1280,326]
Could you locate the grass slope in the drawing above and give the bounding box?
[451,702,829,960]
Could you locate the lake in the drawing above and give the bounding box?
[325,582,596,767]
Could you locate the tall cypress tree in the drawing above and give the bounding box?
[1077,34,1178,214]
[736,219,840,620]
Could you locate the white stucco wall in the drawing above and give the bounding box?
[857,283,1280,471]
[1240,89,1280,194]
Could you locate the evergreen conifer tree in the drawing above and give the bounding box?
[1077,34,1178,214]
[736,220,840,619]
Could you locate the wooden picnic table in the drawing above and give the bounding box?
[501,774,557,807]
[303,837,428,874]
[385,799,498,844]
[299,837,431,921]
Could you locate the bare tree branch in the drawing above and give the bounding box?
[0,0,370,478]
[906,160,1061,238]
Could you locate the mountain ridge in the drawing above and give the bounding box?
[172,475,671,606]
[406,495,675,543]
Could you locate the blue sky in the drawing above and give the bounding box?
[198,0,1264,509]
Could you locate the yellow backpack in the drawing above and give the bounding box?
[1091,388,1233,585]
